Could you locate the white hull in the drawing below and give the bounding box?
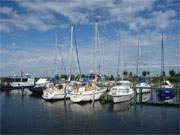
[70,88,106,103]
[42,90,70,100]
[108,93,134,103]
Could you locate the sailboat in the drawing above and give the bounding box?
[158,33,175,99]
[42,30,70,100]
[108,35,134,103]
[70,22,107,103]
[135,39,151,94]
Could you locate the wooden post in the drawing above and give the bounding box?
[64,85,67,100]
[92,90,95,107]
[134,87,137,104]
[21,87,24,96]
[177,89,180,107]
[140,88,142,103]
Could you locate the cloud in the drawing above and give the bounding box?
[1,30,179,77]
[152,10,177,30]
[0,0,159,32]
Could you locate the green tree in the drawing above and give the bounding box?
[169,69,176,77]
[142,71,147,77]
[55,74,60,80]
[109,75,114,80]
[123,71,128,76]
[129,72,133,77]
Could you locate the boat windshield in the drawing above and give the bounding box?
[117,82,130,86]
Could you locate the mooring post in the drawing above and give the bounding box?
[140,88,142,103]
[64,86,66,101]
[92,90,95,107]
[134,86,137,104]
[177,88,180,107]
[21,87,24,96]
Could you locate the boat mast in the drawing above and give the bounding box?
[121,38,124,81]
[136,38,140,79]
[161,32,165,83]
[69,25,74,79]
[54,31,59,76]
[116,35,121,77]
[94,21,98,74]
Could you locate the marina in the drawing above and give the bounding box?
[1,0,179,134]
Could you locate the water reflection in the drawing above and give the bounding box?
[70,101,103,115]
[136,93,151,102]
[108,100,133,114]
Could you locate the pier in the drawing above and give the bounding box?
[132,86,180,107]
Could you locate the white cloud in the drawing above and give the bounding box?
[1,30,179,77]
[0,0,158,32]
[0,7,14,14]
[152,10,177,29]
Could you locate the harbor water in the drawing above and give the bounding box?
[1,89,179,134]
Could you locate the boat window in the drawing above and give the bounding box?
[14,78,21,82]
[22,78,28,82]
[117,82,130,86]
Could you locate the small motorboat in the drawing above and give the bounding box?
[108,80,134,103]
[7,74,35,89]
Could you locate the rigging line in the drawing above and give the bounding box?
[57,45,67,74]
[73,28,82,75]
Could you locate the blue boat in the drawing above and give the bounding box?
[158,92,175,101]
[158,81,175,97]
[29,78,49,95]
[158,89,176,96]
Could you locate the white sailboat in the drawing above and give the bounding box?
[70,22,107,103]
[70,80,107,103]
[42,83,69,100]
[108,36,134,103]
[135,39,151,94]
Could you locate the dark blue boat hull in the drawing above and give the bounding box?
[158,89,176,101]
[29,86,45,95]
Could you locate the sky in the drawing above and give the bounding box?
[0,0,179,77]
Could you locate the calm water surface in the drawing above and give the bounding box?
[1,90,179,134]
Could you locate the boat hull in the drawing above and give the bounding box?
[108,94,134,103]
[42,90,70,100]
[70,88,106,103]
[29,86,45,95]
[158,89,176,97]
